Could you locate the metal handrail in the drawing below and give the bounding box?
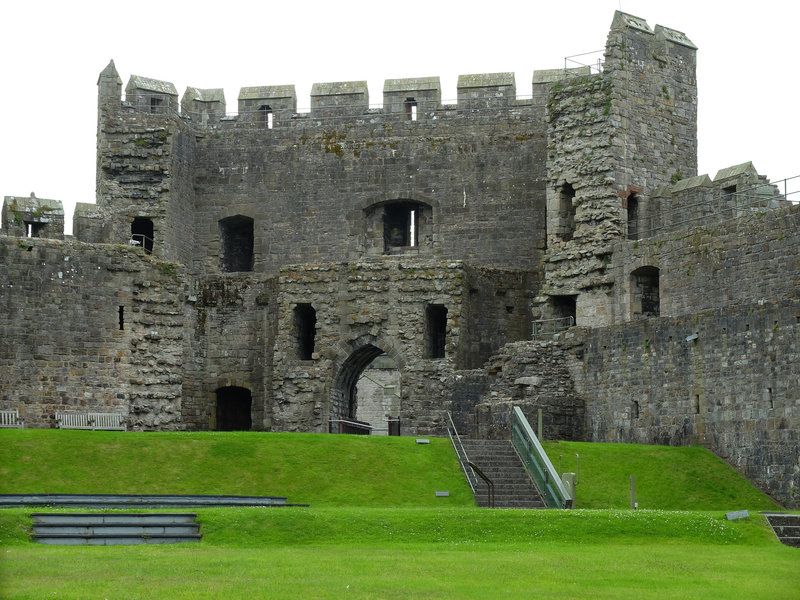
[511,406,572,509]
[445,411,477,496]
[467,461,495,509]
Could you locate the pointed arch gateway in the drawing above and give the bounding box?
[329,336,404,434]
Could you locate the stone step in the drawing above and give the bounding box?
[457,438,546,509]
[2,494,299,508]
[30,512,202,546]
[31,533,203,546]
[31,524,200,536]
[762,513,800,548]
[32,512,198,525]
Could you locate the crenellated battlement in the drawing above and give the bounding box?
[100,11,696,130]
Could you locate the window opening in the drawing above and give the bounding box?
[558,183,576,241]
[627,194,640,240]
[118,306,125,331]
[383,202,419,252]
[551,295,577,327]
[633,400,639,419]
[425,304,448,359]
[722,185,736,202]
[259,105,273,129]
[219,215,254,272]
[215,386,252,431]
[694,394,700,415]
[131,217,154,254]
[25,222,45,238]
[405,97,418,121]
[631,266,660,318]
[294,304,317,360]
[150,97,162,114]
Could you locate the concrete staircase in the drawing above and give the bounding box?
[31,513,202,545]
[763,513,800,548]
[459,439,545,509]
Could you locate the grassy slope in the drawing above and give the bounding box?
[0,431,796,599]
[0,429,473,507]
[542,440,781,510]
[0,429,780,511]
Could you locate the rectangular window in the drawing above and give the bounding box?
[294,304,317,360]
[424,304,447,359]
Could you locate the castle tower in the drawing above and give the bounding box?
[92,63,195,263]
[539,11,697,327]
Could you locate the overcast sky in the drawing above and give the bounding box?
[2,1,798,234]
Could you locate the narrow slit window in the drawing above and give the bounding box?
[294,304,317,360]
[118,306,125,331]
[558,183,577,241]
[627,193,640,240]
[424,304,447,359]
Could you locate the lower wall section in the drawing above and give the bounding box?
[572,298,800,508]
[450,342,586,441]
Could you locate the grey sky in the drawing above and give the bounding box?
[2,1,797,233]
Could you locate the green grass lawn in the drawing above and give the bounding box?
[0,429,473,507]
[0,430,795,599]
[542,440,781,510]
[1,507,798,599]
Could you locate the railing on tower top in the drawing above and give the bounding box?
[511,406,572,509]
[641,175,799,239]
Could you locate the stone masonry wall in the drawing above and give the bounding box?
[0,237,185,429]
[608,202,800,323]
[570,298,799,508]
[271,259,465,435]
[180,275,276,431]
[449,341,585,441]
[188,105,547,275]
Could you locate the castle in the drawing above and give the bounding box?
[1,12,797,507]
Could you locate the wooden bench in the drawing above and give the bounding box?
[0,409,24,428]
[55,411,127,431]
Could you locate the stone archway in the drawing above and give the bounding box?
[330,343,386,422]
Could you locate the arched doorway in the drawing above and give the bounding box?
[355,354,401,435]
[330,342,402,434]
[215,386,252,431]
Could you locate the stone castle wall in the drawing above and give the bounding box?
[0,237,185,429]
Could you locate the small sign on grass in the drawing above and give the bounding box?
[725,509,749,520]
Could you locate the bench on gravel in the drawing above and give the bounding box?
[0,409,24,428]
[55,411,127,431]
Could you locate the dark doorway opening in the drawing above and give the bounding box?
[131,217,154,254]
[215,386,252,431]
[219,215,254,272]
[627,194,640,240]
[294,304,316,360]
[424,304,447,358]
[551,294,577,326]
